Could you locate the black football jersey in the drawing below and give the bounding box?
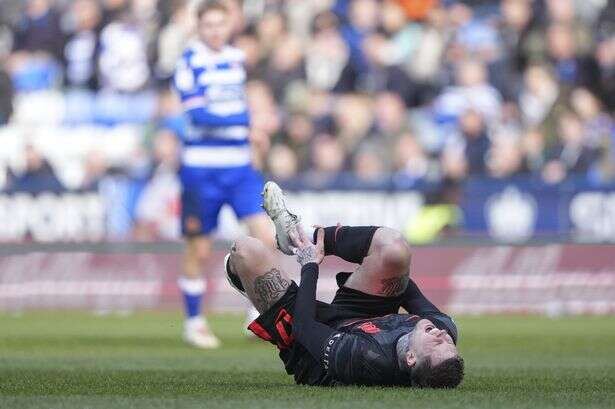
[322,314,421,386]
[293,312,457,386]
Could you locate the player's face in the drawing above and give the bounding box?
[198,9,232,51]
[408,319,458,367]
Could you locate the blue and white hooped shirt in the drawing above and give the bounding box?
[173,41,251,169]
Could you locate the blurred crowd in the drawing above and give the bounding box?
[1,0,615,237]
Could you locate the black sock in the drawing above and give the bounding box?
[313,225,379,264]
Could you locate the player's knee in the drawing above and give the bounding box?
[231,236,265,266]
[380,233,412,273]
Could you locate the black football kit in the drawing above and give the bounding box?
[248,226,458,386]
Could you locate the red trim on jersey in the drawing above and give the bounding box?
[274,308,294,348]
[358,321,381,334]
[248,321,273,341]
[276,308,293,324]
[275,321,293,348]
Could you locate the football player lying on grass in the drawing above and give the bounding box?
[224,182,464,387]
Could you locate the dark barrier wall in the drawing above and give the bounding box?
[461,177,615,242]
[1,242,613,315]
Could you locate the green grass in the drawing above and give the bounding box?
[1,312,614,409]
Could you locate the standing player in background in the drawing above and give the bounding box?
[173,0,274,348]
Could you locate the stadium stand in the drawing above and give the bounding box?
[0,0,614,243]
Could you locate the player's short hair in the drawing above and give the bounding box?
[411,355,465,388]
[196,0,228,19]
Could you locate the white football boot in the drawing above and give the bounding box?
[183,317,221,349]
[261,181,301,255]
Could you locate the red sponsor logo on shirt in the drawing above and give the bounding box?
[358,322,381,334]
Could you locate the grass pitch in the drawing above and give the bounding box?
[1,312,614,409]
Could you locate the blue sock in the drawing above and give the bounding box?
[178,277,205,319]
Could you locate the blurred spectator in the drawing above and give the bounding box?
[519,65,556,127]
[595,0,615,41]
[8,0,64,93]
[381,1,418,63]
[12,0,64,61]
[545,23,598,89]
[487,131,525,178]
[459,109,490,175]
[267,143,299,182]
[98,8,151,92]
[0,0,613,220]
[392,132,431,184]
[256,12,286,59]
[570,87,615,182]
[6,144,65,194]
[405,6,447,85]
[571,88,613,147]
[223,0,247,37]
[79,150,109,192]
[366,33,420,105]
[0,63,13,124]
[452,3,500,62]
[374,92,409,139]
[434,59,503,125]
[544,0,593,56]
[333,94,373,151]
[63,0,102,90]
[440,143,468,181]
[492,0,532,100]
[542,111,599,184]
[90,3,158,125]
[247,80,281,136]
[522,129,546,173]
[594,36,615,110]
[262,35,305,102]
[283,112,314,169]
[498,0,532,66]
[351,144,388,184]
[134,128,180,240]
[101,0,129,26]
[395,0,438,21]
[0,28,13,125]
[305,11,349,91]
[235,33,260,75]
[518,64,567,147]
[156,0,195,82]
[339,0,379,77]
[304,134,347,187]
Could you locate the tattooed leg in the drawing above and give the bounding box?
[380,275,410,297]
[251,268,291,312]
[230,236,291,313]
[343,227,412,297]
